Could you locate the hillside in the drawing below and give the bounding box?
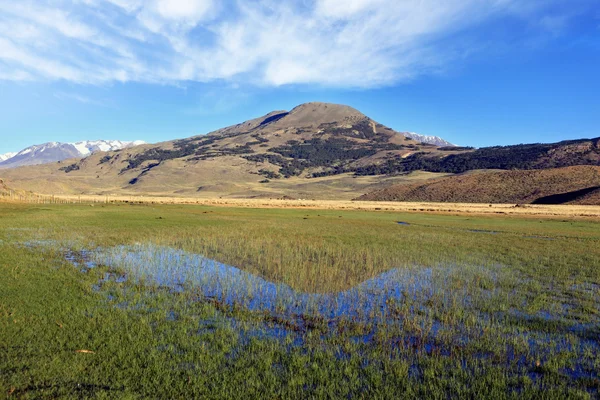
[0,103,455,199]
[0,179,9,194]
[356,166,600,205]
[0,178,37,201]
[352,137,600,175]
[1,102,598,201]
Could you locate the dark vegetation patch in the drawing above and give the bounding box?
[127,162,162,185]
[262,136,409,178]
[354,138,600,176]
[59,163,80,173]
[244,134,270,147]
[98,155,113,164]
[245,153,309,178]
[121,136,258,172]
[257,169,281,179]
[439,146,475,151]
[121,138,216,172]
[271,138,378,165]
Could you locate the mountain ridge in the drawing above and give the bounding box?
[0,102,598,204]
[0,152,17,162]
[0,140,146,169]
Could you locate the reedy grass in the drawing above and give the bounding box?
[1,202,599,398]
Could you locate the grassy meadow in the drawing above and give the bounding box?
[1,202,599,398]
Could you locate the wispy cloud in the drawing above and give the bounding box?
[0,0,593,88]
[54,91,110,107]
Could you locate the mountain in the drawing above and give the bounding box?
[0,102,456,198]
[356,166,600,205]
[0,152,16,162]
[0,102,598,203]
[0,140,146,169]
[401,132,455,147]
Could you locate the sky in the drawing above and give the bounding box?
[0,0,599,153]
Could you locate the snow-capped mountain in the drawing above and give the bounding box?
[0,152,17,162]
[69,140,146,157]
[401,132,455,147]
[0,140,145,169]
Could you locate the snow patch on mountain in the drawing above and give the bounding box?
[401,132,455,147]
[0,140,146,169]
[71,140,146,156]
[0,152,17,162]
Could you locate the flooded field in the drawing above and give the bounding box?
[2,203,599,398]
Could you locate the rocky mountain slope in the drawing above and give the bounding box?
[0,140,145,169]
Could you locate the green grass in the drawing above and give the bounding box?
[1,203,599,398]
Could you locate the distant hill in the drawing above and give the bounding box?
[352,137,600,175]
[356,166,600,205]
[0,140,146,169]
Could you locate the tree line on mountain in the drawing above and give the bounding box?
[354,139,600,175]
[244,137,412,178]
[84,127,598,180]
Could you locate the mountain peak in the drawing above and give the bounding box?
[205,102,451,146]
[0,152,17,162]
[284,102,366,127]
[0,140,146,169]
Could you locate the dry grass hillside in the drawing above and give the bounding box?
[1,102,598,201]
[0,102,454,199]
[357,166,600,205]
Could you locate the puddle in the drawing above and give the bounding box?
[522,236,556,241]
[468,229,498,235]
[396,221,410,226]
[65,249,98,272]
[92,244,439,325]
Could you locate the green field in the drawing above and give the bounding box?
[1,203,599,398]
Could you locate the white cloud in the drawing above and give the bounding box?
[0,0,592,88]
[0,68,33,81]
[316,0,386,19]
[154,0,215,22]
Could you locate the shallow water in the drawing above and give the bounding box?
[17,239,600,385]
[92,244,439,325]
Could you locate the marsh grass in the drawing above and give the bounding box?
[1,203,599,398]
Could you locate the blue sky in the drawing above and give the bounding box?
[0,0,599,153]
